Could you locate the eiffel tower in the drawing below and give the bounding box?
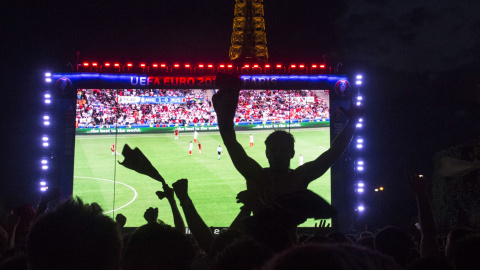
[229,0,268,62]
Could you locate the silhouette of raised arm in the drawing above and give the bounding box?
[172,179,214,253]
[406,171,439,257]
[213,73,262,184]
[297,105,360,185]
[156,185,186,234]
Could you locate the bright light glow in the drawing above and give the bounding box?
[42,136,48,141]
[44,121,50,126]
[45,78,52,83]
[208,64,213,68]
[152,64,158,68]
[45,99,51,104]
[41,160,47,164]
[357,138,363,143]
[40,181,47,186]
[244,64,250,68]
[312,65,317,68]
[320,64,325,68]
[299,64,305,68]
[358,206,365,212]
[357,166,364,171]
[43,142,49,147]
[160,64,166,67]
[174,64,180,68]
[105,63,111,67]
[358,182,364,187]
[356,144,363,149]
[358,161,364,165]
[227,64,233,68]
[198,64,204,68]
[42,165,48,170]
[219,64,225,68]
[43,116,49,120]
[40,187,48,192]
[276,64,282,68]
[291,64,296,68]
[375,189,379,192]
[356,123,363,128]
[140,63,146,67]
[45,72,51,77]
[356,101,361,106]
[356,80,362,85]
[359,118,363,122]
[83,62,89,67]
[356,75,363,79]
[265,64,270,68]
[114,63,120,67]
[357,96,363,101]
[92,63,98,66]
[379,187,384,191]
[185,64,190,68]
[357,188,364,193]
[127,63,133,67]
[253,64,259,68]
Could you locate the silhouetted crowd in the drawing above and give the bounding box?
[2,76,479,270]
[1,181,479,270]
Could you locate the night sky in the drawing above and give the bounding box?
[1,0,480,227]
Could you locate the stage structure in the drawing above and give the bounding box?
[229,0,268,62]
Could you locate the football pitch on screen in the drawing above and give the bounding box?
[73,128,331,227]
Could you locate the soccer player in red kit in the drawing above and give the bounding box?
[174,128,179,140]
[198,142,202,155]
[111,143,120,156]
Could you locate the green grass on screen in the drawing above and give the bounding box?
[73,128,331,227]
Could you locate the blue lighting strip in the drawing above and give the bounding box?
[354,74,365,213]
[50,73,350,90]
[40,72,53,192]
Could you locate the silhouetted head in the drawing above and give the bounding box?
[374,226,415,267]
[27,198,122,270]
[445,227,476,259]
[265,131,295,170]
[122,222,194,270]
[452,234,480,270]
[262,243,401,270]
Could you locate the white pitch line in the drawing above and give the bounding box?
[74,176,138,214]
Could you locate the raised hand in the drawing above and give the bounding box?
[144,207,159,224]
[405,167,428,195]
[212,73,243,129]
[156,185,174,201]
[172,179,189,203]
[115,213,127,228]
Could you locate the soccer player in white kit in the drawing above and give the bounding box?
[189,141,193,156]
[217,145,223,160]
[298,154,304,166]
[249,134,254,147]
[194,130,198,143]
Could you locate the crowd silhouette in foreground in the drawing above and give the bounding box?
[1,74,480,269]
